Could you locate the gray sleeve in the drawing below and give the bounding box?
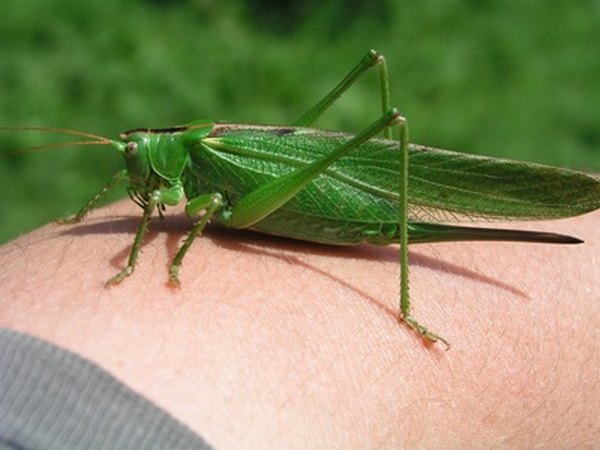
[0,328,213,450]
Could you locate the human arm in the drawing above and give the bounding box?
[1,200,598,448]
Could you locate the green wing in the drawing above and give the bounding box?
[407,143,600,222]
[200,124,600,224]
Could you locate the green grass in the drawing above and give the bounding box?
[1,0,598,242]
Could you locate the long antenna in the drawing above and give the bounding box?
[1,140,112,157]
[0,126,112,143]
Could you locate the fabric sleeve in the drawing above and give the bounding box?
[0,328,213,450]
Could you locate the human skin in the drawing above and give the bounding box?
[0,200,598,448]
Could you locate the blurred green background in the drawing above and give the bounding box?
[1,0,598,243]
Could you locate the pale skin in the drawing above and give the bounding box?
[0,199,599,448]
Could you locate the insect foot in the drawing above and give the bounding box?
[55,215,82,225]
[402,315,451,351]
[168,265,181,289]
[105,266,134,287]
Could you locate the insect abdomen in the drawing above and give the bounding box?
[249,208,399,245]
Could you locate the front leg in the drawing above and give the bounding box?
[105,196,155,286]
[57,170,128,224]
[106,183,185,286]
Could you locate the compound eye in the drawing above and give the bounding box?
[125,141,138,157]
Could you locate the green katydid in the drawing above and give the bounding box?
[4,50,600,348]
